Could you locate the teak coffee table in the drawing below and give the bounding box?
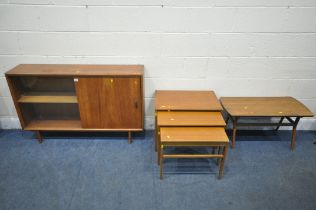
[220,97,314,150]
[155,90,229,179]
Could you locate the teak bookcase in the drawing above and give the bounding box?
[5,64,144,143]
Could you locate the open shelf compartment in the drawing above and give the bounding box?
[11,76,77,102]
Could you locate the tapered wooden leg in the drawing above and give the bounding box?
[155,113,157,151]
[291,127,297,150]
[157,144,160,165]
[291,117,301,150]
[160,145,164,180]
[36,131,43,143]
[219,145,228,179]
[232,117,238,148]
[128,131,132,144]
[275,117,284,131]
[157,127,161,165]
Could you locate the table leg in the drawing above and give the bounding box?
[275,117,284,131]
[232,117,238,149]
[160,145,164,180]
[219,145,228,179]
[157,126,161,165]
[291,117,301,150]
[155,112,157,151]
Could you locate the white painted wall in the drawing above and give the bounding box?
[1,0,316,130]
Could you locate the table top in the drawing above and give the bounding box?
[6,64,144,76]
[157,111,226,127]
[155,90,222,111]
[160,127,229,143]
[220,97,314,117]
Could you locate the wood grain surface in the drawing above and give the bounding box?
[220,97,314,117]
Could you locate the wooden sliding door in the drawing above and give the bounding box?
[75,77,142,129]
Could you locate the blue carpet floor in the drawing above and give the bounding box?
[0,129,316,210]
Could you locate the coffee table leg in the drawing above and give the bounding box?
[232,117,238,148]
[291,117,301,150]
[275,117,284,131]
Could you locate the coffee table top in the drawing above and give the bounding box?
[155,90,222,111]
[220,97,314,117]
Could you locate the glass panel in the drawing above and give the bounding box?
[12,76,76,96]
[20,103,80,121]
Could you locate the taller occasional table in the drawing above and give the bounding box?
[155,90,229,179]
[220,97,314,150]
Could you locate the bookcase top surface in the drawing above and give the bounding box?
[6,64,144,76]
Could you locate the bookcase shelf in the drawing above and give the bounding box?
[25,120,82,130]
[18,95,78,103]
